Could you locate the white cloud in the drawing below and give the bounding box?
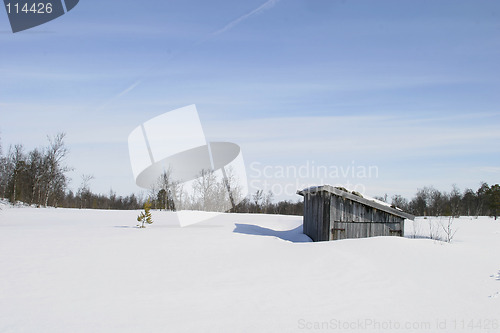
[203,113,500,160]
[478,167,500,174]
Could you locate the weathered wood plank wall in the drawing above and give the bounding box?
[301,189,405,242]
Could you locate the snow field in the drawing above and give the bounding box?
[0,206,499,332]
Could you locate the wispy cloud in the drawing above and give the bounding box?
[210,0,280,38]
[203,113,500,159]
[97,0,281,109]
[95,79,142,111]
[479,167,500,174]
[116,80,142,98]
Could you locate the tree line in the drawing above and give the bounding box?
[0,133,70,207]
[377,183,500,220]
[142,169,303,215]
[0,134,143,210]
[0,133,498,218]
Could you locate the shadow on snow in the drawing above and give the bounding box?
[233,223,311,243]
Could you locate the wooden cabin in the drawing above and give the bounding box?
[297,185,415,242]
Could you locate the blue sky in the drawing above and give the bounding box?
[1,0,499,200]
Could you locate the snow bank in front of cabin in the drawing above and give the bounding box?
[0,207,499,332]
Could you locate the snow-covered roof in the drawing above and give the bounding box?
[297,185,415,220]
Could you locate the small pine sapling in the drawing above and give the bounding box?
[137,200,153,228]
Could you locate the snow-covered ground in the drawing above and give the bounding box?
[0,204,499,332]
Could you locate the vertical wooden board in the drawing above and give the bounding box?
[365,223,371,237]
[369,223,375,237]
[339,197,344,221]
[346,224,351,238]
[329,196,334,224]
[317,195,322,241]
[346,222,356,238]
[357,204,362,222]
[351,223,359,238]
[308,204,312,235]
[373,223,384,237]
[307,195,312,235]
[329,196,335,241]
[316,198,321,237]
[352,202,357,222]
[336,199,340,222]
[302,195,308,237]
[315,193,324,241]
[331,221,345,240]
[304,192,319,241]
[305,194,311,237]
[364,205,370,222]
[320,192,330,241]
[313,194,319,241]
[347,199,351,221]
[308,194,314,240]
[311,194,319,241]
[360,204,366,222]
[340,222,347,240]
[330,196,338,222]
[383,223,390,236]
[340,200,345,223]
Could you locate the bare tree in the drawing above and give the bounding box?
[374,193,388,203]
[409,187,431,216]
[415,219,424,238]
[77,174,94,209]
[461,188,476,216]
[263,191,274,214]
[43,133,71,207]
[0,137,6,199]
[449,184,461,217]
[440,216,458,243]
[27,148,44,206]
[148,182,158,209]
[8,144,25,204]
[475,182,490,217]
[253,189,264,212]
[427,217,441,241]
[408,219,422,239]
[0,135,5,208]
[487,184,500,220]
[192,169,218,211]
[156,168,181,211]
[190,168,236,212]
[222,166,243,212]
[391,194,409,211]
